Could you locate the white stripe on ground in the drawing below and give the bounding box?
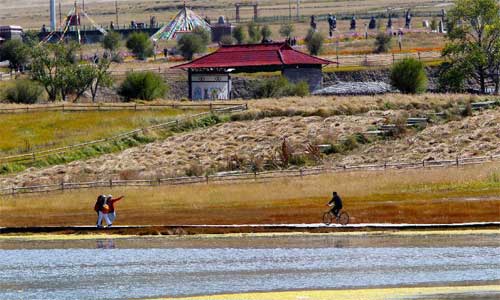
[2,222,499,230]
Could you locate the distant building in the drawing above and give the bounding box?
[172,42,333,100]
[0,25,24,41]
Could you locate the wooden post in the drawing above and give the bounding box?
[422,160,425,167]
[418,52,421,61]
[299,168,303,178]
[61,180,65,191]
[384,161,387,169]
[392,53,395,63]
[205,174,209,184]
[456,156,459,166]
[32,153,36,162]
[336,55,339,67]
[109,179,113,188]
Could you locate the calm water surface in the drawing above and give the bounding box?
[0,233,499,300]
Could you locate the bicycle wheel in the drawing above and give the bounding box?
[337,212,349,225]
[323,212,333,225]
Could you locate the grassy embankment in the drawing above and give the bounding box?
[0,108,228,174]
[1,162,498,227]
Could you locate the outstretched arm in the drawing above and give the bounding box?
[111,196,124,203]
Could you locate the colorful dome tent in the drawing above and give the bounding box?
[151,4,211,41]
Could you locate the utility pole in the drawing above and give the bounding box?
[59,0,62,27]
[115,0,119,27]
[289,0,291,20]
[296,0,300,20]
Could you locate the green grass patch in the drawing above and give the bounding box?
[0,114,228,175]
[0,108,197,155]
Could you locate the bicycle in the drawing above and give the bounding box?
[322,209,349,225]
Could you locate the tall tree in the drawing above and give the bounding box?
[444,0,500,93]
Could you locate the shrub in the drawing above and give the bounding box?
[261,25,272,41]
[102,31,121,52]
[220,35,234,45]
[247,22,261,43]
[118,71,168,101]
[279,23,294,38]
[374,33,392,53]
[178,34,206,60]
[437,62,466,93]
[390,58,428,94]
[126,32,153,60]
[304,29,324,55]
[6,80,44,104]
[232,25,246,44]
[253,77,309,99]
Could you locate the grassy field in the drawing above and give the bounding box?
[0,108,195,155]
[1,0,453,30]
[1,162,498,227]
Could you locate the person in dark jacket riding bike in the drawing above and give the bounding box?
[327,192,343,217]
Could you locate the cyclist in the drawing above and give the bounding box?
[327,191,343,217]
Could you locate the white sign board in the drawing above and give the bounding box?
[191,74,231,100]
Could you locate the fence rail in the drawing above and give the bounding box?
[1,154,499,197]
[0,104,247,165]
[0,102,245,114]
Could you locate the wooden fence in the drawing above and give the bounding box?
[325,51,442,68]
[0,102,246,114]
[0,104,247,165]
[1,154,498,197]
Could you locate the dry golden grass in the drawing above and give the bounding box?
[1,162,498,227]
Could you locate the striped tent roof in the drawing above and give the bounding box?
[151,5,210,41]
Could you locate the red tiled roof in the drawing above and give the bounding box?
[172,43,333,69]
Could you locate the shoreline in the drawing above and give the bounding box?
[1,222,499,238]
[147,284,500,300]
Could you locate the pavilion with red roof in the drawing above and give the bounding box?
[172,42,333,100]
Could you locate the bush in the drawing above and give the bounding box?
[390,58,428,94]
[102,31,121,52]
[232,25,246,44]
[437,62,466,93]
[6,80,44,104]
[253,77,309,99]
[261,25,272,41]
[374,33,392,53]
[126,32,153,60]
[118,71,168,101]
[247,22,261,43]
[220,35,234,45]
[304,29,324,55]
[178,34,206,60]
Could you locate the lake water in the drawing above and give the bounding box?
[0,233,499,300]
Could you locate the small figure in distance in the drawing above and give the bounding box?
[327,191,343,217]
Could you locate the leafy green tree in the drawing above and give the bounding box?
[279,23,294,38]
[30,44,75,101]
[102,31,122,53]
[304,29,324,55]
[0,39,30,71]
[126,32,154,60]
[260,25,272,41]
[374,33,392,53]
[178,34,205,60]
[232,25,246,44]
[118,71,168,101]
[444,0,500,93]
[90,58,113,102]
[247,22,261,43]
[390,58,428,94]
[192,26,211,44]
